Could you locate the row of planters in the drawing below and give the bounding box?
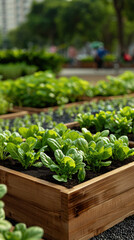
[0,97,134,132]
[0,70,134,116]
[78,54,116,68]
[0,49,64,74]
[76,106,134,140]
[0,122,134,239]
[1,70,134,238]
[64,54,134,68]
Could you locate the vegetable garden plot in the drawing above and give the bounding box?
[0,124,134,239]
[1,97,134,132]
[75,106,134,140]
[1,70,134,109]
[1,160,134,240]
[12,92,134,114]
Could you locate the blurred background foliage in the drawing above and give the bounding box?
[5,0,134,55]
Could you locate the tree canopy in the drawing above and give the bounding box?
[7,0,134,53]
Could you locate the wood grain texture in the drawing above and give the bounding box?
[0,162,134,239]
[0,111,28,119]
[129,140,134,148]
[67,162,134,239]
[68,188,134,240]
[0,166,68,240]
[65,122,80,129]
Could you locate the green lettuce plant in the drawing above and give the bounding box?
[6,137,40,169]
[0,95,12,115]
[110,134,134,161]
[0,123,133,183]
[76,107,134,136]
[40,148,85,182]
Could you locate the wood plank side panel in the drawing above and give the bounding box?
[68,187,134,240]
[0,162,134,239]
[0,168,65,240]
[0,111,28,119]
[129,141,134,148]
[60,192,70,240]
[65,122,80,129]
[68,163,134,239]
[68,163,134,219]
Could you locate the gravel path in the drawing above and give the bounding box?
[91,215,134,240]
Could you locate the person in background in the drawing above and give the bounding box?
[50,45,57,53]
[95,46,108,68]
[67,46,77,66]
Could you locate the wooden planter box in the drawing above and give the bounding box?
[0,111,28,119]
[79,92,134,101]
[0,160,134,240]
[13,101,91,114]
[119,63,134,68]
[103,62,114,68]
[13,92,134,114]
[78,61,97,68]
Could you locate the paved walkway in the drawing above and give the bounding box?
[60,68,134,76]
[59,68,134,83]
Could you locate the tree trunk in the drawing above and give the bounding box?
[113,0,124,56]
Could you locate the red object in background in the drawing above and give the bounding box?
[124,53,132,62]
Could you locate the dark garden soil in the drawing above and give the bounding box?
[0,156,134,189]
[128,134,134,141]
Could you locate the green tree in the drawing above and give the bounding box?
[0,30,3,48]
[9,0,134,52]
[111,0,134,54]
[9,23,32,48]
[9,0,115,48]
[56,0,109,47]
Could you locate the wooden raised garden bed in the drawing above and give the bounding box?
[0,111,28,119]
[13,101,90,114]
[0,160,134,240]
[79,92,134,102]
[13,92,134,114]
[78,61,97,68]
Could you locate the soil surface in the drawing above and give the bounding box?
[0,156,134,189]
[128,134,134,141]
